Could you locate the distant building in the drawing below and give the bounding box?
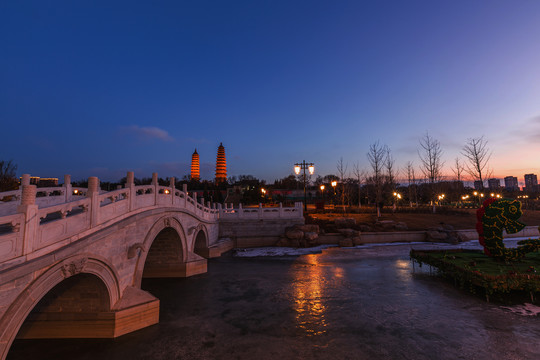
[25,177,59,187]
[524,173,538,193]
[190,149,200,181]
[215,143,227,184]
[487,178,500,190]
[474,180,484,190]
[504,176,519,191]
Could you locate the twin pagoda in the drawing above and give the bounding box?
[190,143,227,184]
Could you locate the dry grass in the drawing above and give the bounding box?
[309,208,540,231]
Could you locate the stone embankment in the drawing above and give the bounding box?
[268,217,540,249]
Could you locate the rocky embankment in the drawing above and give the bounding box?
[277,217,470,248]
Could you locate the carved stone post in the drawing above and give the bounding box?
[88,177,100,227]
[17,185,38,255]
[152,172,158,206]
[126,171,135,211]
[258,203,263,219]
[182,184,188,208]
[170,177,175,205]
[279,202,283,218]
[64,174,72,202]
[296,202,303,218]
[21,174,31,186]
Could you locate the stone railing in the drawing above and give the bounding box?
[218,202,304,220]
[0,172,219,267]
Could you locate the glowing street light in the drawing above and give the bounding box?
[293,160,315,212]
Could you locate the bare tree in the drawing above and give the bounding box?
[418,133,444,213]
[405,161,417,207]
[385,147,398,211]
[336,157,348,212]
[452,157,465,182]
[0,160,18,192]
[367,141,386,217]
[462,136,492,190]
[352,162,365,208]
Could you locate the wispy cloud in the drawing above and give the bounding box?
[121,125,174,142]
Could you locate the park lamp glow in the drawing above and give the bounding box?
[164,189,170,194]
[320,185,325,191]
[73,189,79,195]
[331,180,337,188]
[293,160,315,212]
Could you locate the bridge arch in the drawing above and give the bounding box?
[134,215,188,287]
[0,255,120,360]
[193,225,209,257]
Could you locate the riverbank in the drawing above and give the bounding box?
[309,208,540,231]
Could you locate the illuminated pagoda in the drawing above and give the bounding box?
[190,149,200,181]
[215,143,227,184]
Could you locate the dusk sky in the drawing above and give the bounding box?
[2,1,540,184]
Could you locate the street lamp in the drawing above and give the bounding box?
[294,160,315,212]
[331,180,337,205]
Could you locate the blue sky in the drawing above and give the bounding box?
[1,1,540,183]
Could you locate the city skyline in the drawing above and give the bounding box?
[1,1,540,182]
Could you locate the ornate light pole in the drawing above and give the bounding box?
[294,160,314,212]
[331,180,337,205]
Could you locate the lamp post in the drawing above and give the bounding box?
[294,160,315,212]
[320,184,325,211]
[331,180,337,205]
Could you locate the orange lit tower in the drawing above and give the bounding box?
[191,149,200,181]
[215,143,227,184]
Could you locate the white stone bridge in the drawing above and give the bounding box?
[0,172,303,359]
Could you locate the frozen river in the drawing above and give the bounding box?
[8,241,540,359]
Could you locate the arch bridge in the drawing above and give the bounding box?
[0,171,239,359]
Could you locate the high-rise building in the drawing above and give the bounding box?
[524,173,538,193]
[215,143,227,184]
[190,149,200,181]
[504,176,519,191]
[474,180,484,190]
[487,178,500,190]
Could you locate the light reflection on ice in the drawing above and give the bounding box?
[291,254,328,336]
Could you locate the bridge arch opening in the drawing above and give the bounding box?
[142,227,185,278]
[14,273,110,340]
[193,228,208,258]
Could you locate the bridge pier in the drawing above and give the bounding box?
[16,282,159,340]
[142,254,207,278]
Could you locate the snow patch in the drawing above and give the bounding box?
[232,238,539,257]
[500,303,540,316]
